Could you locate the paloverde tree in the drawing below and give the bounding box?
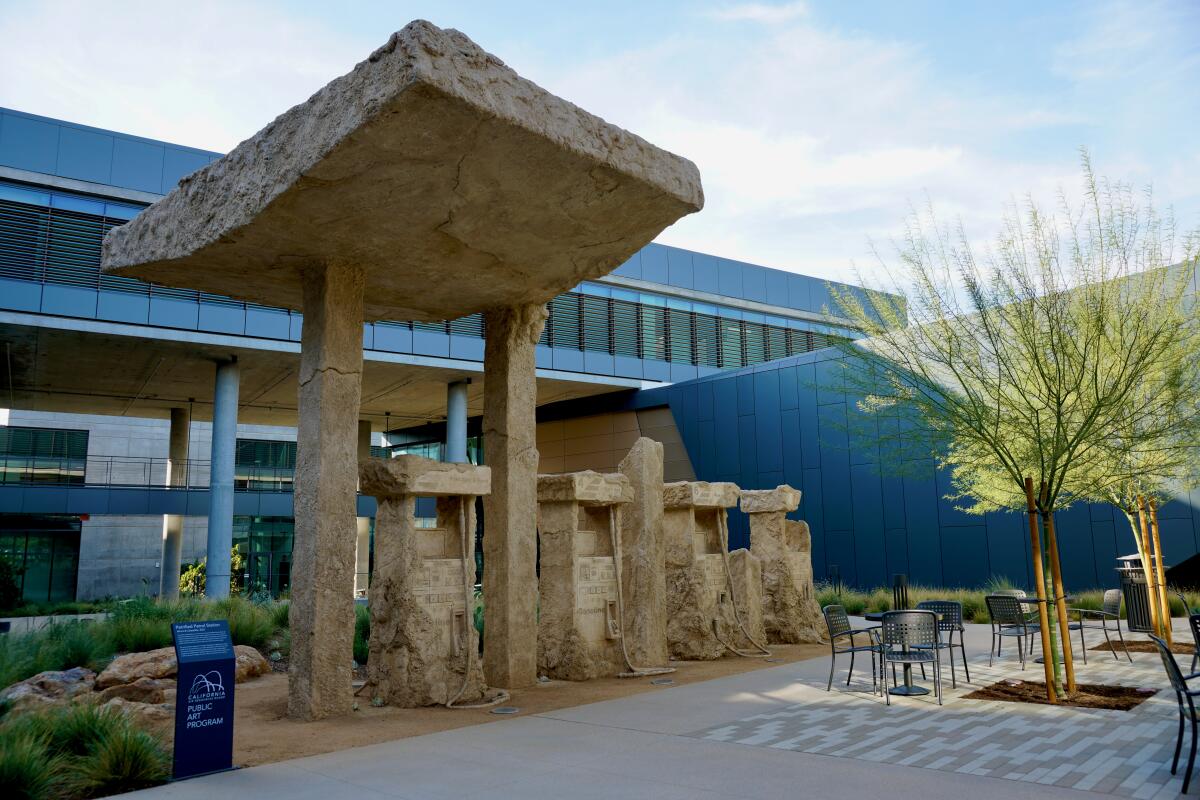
[830,155,1199,700]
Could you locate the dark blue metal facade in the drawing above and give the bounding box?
[642,347,1200,593]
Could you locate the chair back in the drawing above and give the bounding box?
[1151,634,1191,695]
[1188,613,1200,655]
[1102,588,1123,617]
[985,594,1027,625]
[916,600,963,632]
[881,610,938,650]
[994,588,1026,599]
[892,574,910,611]
[822,604,851,639]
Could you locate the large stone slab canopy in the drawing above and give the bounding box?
[101,20,704,322]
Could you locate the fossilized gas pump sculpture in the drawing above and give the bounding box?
[663,481,767,660]
[359,456,504,707]
[537,472,633,679]
[740,485,825,644]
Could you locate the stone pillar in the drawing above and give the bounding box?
[289,261,365,720]
[728,548,766,646]
[445,380,470,464]
[159,406,190,599]
[355,419,372,597]
[361,456,492,706]
[617,438,668,667]
[206,360,239,599]
[740,485,824,644]
[662,481,741,660]
[482,303,547,689]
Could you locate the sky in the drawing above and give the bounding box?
[0,0,1196,285]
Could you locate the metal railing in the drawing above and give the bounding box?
[0,455,297,491]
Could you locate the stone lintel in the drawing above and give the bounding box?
[663,481,739,510]
[538,471,632,506]
[359,456,491,498]
[739,485,801,515]
[101,20,703,322]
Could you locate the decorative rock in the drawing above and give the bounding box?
[103,697,174,737]
[0,667,96,713]
[617,439,670,668]
[96,648,176,689]
[728,549,767,646]
[361,457,492,499]
[97,677,176,706]
[97,645,269,689]
[537,471,632,505]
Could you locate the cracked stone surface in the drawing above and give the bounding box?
[740,486,824,645]
[361,461,492,707]
[100,20,703,322]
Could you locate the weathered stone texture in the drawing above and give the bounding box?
[101,21,703,322]
[740,486,824,644]
[537,493,625,680]
[739,485,801,515]
[617,438,669,667]
[663,480,740,510]
[728,548,766,646]
[483,303,546,689]
[361,456,492,498]
[366,491,489,706]
[0,668,96,713]
[288,261,365,720]
[537,471,632,505]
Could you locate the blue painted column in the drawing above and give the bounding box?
[445,379,470,463]
[206,358,239,599]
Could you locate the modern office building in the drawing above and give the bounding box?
[1,107,1197,602]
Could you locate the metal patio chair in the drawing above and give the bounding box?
[878,609,942,706]
[916,600,970,687]
[1187,612,1200,674]
[1151,634,1200,793]
[822,604,880,693]
[1068,588,1131,664]
[985,594,1040,669]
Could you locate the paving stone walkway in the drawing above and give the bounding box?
[691,634,1188,798]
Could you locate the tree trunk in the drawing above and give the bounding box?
[1149,499,1173,645]
[1136,497,1165,638]
[1042,509,1076,694]
[1024,478,1057,703]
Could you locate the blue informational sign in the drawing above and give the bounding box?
[171,620,236,780]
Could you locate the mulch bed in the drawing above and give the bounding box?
[964,680,1157,710]
[1090,639,1194,655]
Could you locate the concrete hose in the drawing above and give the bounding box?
[608,506,675,679]
[716,514,771,657]
[446,495,510,709]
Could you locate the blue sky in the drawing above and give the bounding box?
[0,0,1196,284]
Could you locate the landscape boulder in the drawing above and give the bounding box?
[97,644,270,688]
[0,667,96,713]
[96,676,177,705]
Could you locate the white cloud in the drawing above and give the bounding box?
[706,1,808,24]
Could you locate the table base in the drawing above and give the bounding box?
[887,684,931,697]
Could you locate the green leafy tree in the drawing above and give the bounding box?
[830,154,1199,698]
[177,547,247,597]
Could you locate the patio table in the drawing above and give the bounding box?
[864,610,942,697]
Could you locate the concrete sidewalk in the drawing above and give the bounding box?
[129,619,1182,799]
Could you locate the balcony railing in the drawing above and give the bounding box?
[0,455,297,491]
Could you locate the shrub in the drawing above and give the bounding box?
[104,617,173,654]
[210,597,274,649]
[270,600,290,630]
[39,706,124,760]
[353,604,370,664]
[66,725,169,798]
[44,624,109,673]
[0,732,60,800]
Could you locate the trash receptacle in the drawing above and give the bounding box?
[1117,554,1154,633]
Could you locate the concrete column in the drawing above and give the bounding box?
[206,360,239,599]
[445,380,469,464]
[159,406,190,599]
[482,303,547,689]
[355,419,372,597]
[289,261,365,720]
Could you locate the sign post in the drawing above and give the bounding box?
[171,620,236,780]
